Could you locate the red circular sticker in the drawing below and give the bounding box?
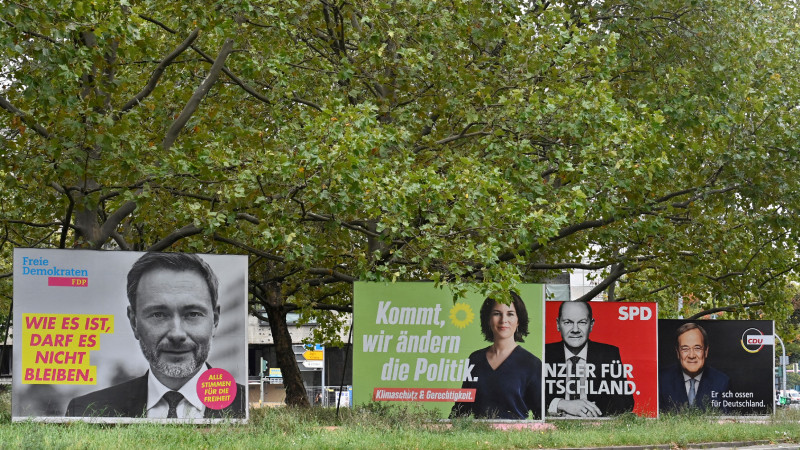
[196,368,237,410]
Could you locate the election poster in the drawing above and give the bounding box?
[13,249,249,423]
[353,282,545,420]
[544,301,659,418]
[658,319,774,415]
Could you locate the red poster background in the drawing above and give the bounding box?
[545,301,659,417]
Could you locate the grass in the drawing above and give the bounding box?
[0,388,799,449]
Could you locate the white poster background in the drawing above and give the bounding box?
[12,249,248,422]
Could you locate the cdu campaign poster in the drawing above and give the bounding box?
[544,301,658,418]
[658,319,774,415]
[353,282,545,420]
[13,249,248,423]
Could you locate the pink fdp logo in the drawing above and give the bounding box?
[741,328,765,353]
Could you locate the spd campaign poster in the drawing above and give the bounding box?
[353,282,545,420]
[544,301,658,418]
[658,320,774,415]
[13,249,249,423]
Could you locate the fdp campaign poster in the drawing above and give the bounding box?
[544,301,659,418]
[354,282,545,420]
[658,320,774,415]
[13,249,248,423]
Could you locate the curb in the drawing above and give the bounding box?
[556,440,778,450]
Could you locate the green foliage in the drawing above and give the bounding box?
[2,0,800,347]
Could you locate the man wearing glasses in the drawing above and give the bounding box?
[545,301,634,417]
[659,322,730,413]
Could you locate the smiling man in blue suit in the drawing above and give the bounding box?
[659,323,730,413]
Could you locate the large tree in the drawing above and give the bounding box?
[2,0,800,405]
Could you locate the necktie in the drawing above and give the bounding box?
[163,391,184,418]
[688,378,696,406]
[568,356,581,400]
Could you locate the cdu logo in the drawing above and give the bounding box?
[740,328,771,353]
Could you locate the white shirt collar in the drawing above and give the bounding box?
[564,343,588,362]
[146,366,207,415]
[682,370,704,384]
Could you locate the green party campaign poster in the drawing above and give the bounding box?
[353,282,544,420]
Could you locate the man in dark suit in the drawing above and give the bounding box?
[66,253,246,419]
[659,322,730,413]
[64,369,245,418]
[545,301,634,417]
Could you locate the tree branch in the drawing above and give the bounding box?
[147,224,203,251]
[307,268,357,283]
[573,263,635,302]
[0,219,61,228]
[672,185,740,209]
[58,192,75,249]
[299,211,382,238]
[212,234,284,262]
[0,96,52,139]
[287,302,353,313]
[292,95,324,112]
[161,187,218,202]
[486,181,740,276]
[162,38,235,150]
[700,271,744,283]
[687,301,765,320]
[526,261,615,271]
[236,213,260,225]
[1,19,59,43]
[435,131,490,146]
[758,261,800,289]
[614,283,677,302]
[111,230,132,250]
[118,28,200,116]
[94,201,137,249]
[138,15,272,105]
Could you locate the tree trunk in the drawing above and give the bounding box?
[263,283,310,407]
[73,202,101,247]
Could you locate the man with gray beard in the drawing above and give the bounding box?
[66,253,245,419]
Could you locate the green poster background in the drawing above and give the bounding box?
[353,282,544,417]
